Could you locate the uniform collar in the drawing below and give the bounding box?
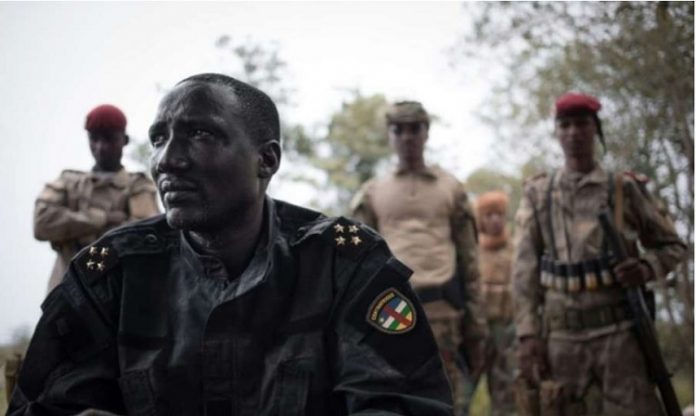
[394,164,438,179]
[89,167,129,188]
[179,197,278,298]
[559,163,606,187]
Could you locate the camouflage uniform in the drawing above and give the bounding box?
[513,165,686,415]
[352,164,488,413]
[479,236,516,415]
[34,168,159,292]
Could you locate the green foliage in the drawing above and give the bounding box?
[127,138,152,171]
[457,0,694,369]
[309,93,391,215]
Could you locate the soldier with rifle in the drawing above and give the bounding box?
[352,101,488,415]
[512,92,686,415]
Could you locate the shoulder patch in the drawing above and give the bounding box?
[524,171,548,185]
[75,242,119,285]
[366,288,416,334]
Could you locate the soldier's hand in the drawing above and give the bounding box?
[613,258,654,287]
[517,336,548,383]
[105,211,128,227]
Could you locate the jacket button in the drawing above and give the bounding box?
[145,234,158,245]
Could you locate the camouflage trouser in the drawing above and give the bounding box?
[428,315,465,416]
[486,321,517,416]
[547,329,663,416]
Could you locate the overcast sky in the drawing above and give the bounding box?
[0,2,504,343]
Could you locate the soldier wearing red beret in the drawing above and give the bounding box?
[33,104,160,292]
[512,92,686,415]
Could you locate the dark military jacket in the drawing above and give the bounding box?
[10,199,452,416]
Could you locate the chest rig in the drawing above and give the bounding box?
[538,171,623,293]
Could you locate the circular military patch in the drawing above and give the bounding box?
[366,288,416,334]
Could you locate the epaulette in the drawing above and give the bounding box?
[128,171,157,193]
[74,240,120,286]
[294,216,380,261]
[622,171,650,184]
[58,169,87,183]
[73,215,169,286]
[522,171,548,192]
[60,169,86,177]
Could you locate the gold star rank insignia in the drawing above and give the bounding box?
[351,236,362,246]
[78,243,118,284]
[334,224,345,233]
[348,225,359,233]
[336,236,346,246]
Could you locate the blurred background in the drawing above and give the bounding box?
[0,2,692,413]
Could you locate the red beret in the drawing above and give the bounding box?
[555,93,601,117]
[85,104,127,132]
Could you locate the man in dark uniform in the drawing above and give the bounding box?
[8,74,452,416]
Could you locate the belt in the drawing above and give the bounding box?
[540,255,618,293]
[545,303,632,331]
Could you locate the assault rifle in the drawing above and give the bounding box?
[598,212,681,416]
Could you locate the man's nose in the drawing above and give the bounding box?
[154,135,189,173]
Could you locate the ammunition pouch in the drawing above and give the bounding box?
[544,303,632,332]
[539,254,618,293]
[414,276,466,310]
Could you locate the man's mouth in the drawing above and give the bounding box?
[158,178,199,203]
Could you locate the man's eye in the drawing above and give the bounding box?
[191,129,213,140]
[150,134,166,147]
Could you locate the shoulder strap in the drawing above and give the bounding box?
[614,172,624,232]
[545,171,558,260]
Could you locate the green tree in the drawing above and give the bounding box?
[308,92,391,215]
[455,0,694,369]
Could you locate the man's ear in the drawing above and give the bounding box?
[257,140,281,179]
[123,134,130,146]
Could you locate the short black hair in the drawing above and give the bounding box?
[178,73,280,146]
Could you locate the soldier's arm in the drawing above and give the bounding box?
[127,174,160,220]
[34,173,108,243]
[512,186,544,338]
[623,177,687,279]
[331,238,452,415]
[7,264,124,415]
[451,183,488,340]
[349,181,379,230]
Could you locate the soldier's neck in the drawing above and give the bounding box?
[398,158,426,173]
[564,157,595,174]
[92,163,123,173]
[187,200,266,280]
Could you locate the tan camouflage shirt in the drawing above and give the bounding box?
[352,165,487,338]
[512,165,686,341]
[34,168,160,292]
